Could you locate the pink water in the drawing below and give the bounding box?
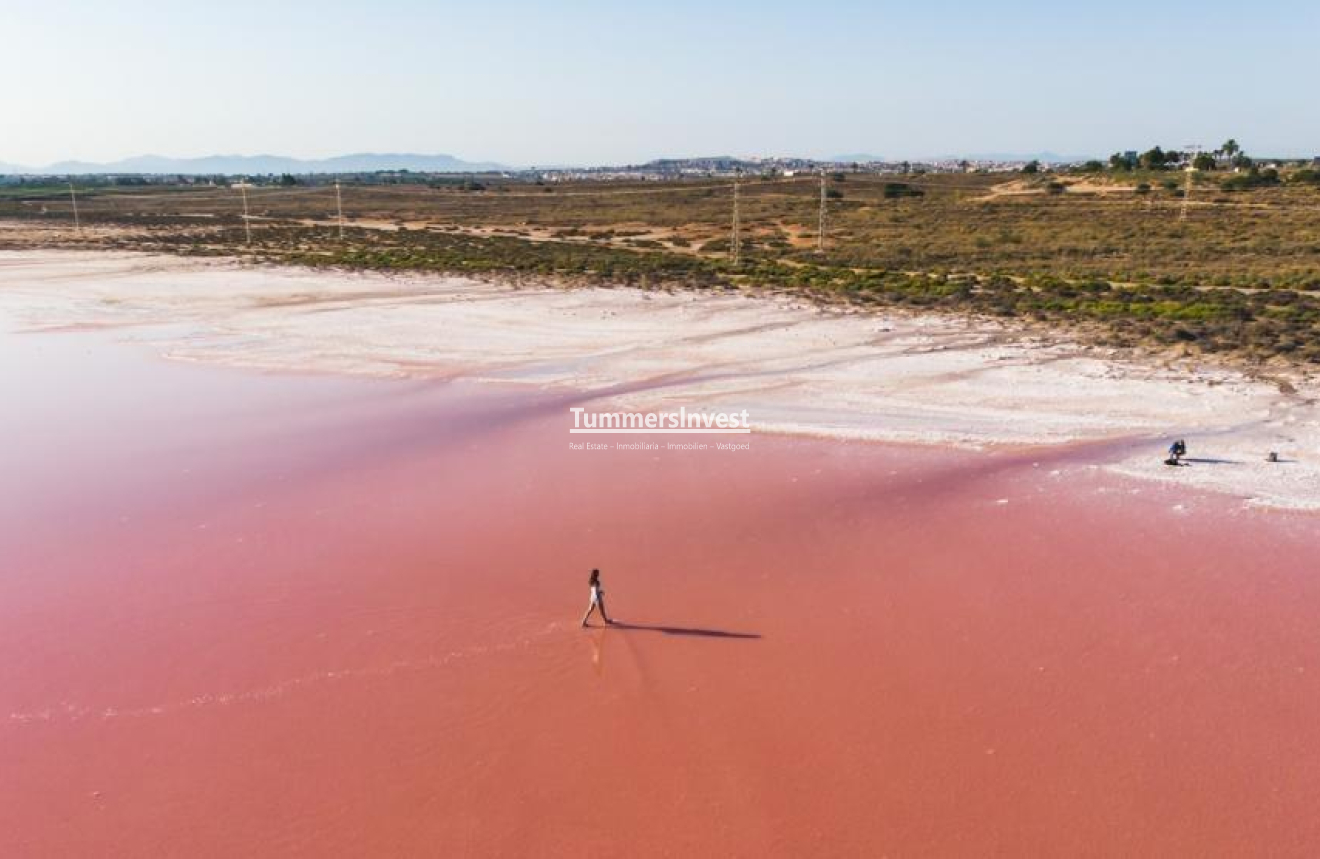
[3,322,1320,856]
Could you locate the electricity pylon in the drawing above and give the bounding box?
[731,172,742,266]
[335,181,345,240]
[1180,144,1201,222]
[240,184,252,245]
[817,170,827,253]
[68,182,81,233]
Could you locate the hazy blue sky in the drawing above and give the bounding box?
[4,0,1317,166]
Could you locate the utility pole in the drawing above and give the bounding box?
[68,182,81,233]
[817,170,827,253]
[1180,144,1200,222]
[335,180,345,240]
[239,183,252,245]
[730,171,741,266]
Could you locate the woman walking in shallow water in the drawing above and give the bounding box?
[581,568,614,627]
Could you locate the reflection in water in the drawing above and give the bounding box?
[588,629,607,676]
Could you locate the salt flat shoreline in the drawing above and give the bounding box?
[3,248,1318,509]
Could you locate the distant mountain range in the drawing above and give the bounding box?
[0,150,1107,177]
[0,153,507,176]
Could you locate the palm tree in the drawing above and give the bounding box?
[1219,139,1240,160]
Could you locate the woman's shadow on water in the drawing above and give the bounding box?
[606,621,761,640]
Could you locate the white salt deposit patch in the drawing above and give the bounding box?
[3,249,1319,509]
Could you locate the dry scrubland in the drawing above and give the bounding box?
[3,171,1320,365]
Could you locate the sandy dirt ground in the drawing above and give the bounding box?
[1,249,1317,509]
